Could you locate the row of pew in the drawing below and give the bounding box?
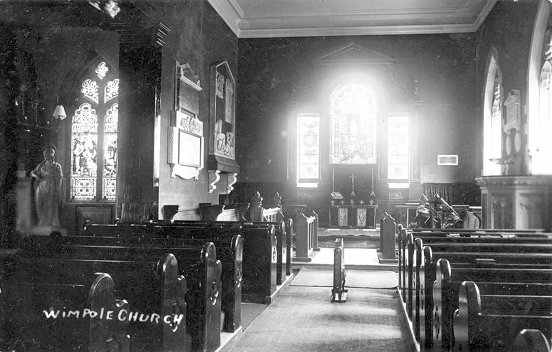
[397,226,552,351]
[0,216,294,352]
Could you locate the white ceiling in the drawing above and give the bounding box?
[207,0,498,38]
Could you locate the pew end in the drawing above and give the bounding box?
[513,329,552,352]
[331,238,348,303]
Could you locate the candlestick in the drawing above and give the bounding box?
[332,167,335,192]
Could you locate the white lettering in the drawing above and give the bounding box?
[172,314,184,327]
[118,309,128,321]
[150,313,160,324]
[67,310,80,318]
[82,309,92,318]
[128,311,140,322]
[139,313,150,322]
[43,310,60,319]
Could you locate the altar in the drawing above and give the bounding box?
[328,204,378,229]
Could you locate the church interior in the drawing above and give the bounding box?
[1,0,552,351]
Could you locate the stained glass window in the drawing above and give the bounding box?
[297,113,320,182]
[330,84,377,164]
[388,114,409,180]
[70,60,118,201]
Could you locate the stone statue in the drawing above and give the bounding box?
[30,144,63,227]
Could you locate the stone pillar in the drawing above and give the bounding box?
[15,173,32,232]
[116,34,162,222]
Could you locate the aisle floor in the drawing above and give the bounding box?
[228,269,412,352]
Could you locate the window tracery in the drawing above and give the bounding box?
[70,60,118,200]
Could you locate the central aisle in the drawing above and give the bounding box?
[228,270,413,352]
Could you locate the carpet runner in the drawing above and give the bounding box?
[229,285,412,352]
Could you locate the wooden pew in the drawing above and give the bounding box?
[70,233,243,333]
[84,222,277,304]
[158,223,276,304]
[284,219,293,276]
[283,204,320,261]
[9,253,190,352]
[432,259,552,352]
[398,231,552,349]
[249,220,289,285]
[141,215,286,286]
[0,271,130,352]
[454,281,552,351]
[399,232,552,311]
[7,234,216,352]
[513,329,552,352]
[418,249,552,350]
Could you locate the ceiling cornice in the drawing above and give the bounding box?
[208,0,499,39]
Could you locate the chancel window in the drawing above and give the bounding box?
[387,114,410,181]
[297,112,320,187]
[70,60,118,201]
[329,84,377,165]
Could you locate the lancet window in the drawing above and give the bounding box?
[297,112,320,186]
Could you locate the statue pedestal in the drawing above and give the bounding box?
[476,176,552,230]
[15,176,32,233]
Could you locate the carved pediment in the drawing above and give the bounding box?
[315,43,396,65]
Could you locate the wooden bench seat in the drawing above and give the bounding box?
[397,229,552,351]
[0,273,130,352]
[155,223,277,303]
[399,232,552,343]
[83,222,277,304]
[454,281,552,351]
[4,237,219,352]
[151,219,290,283]
[64,234,243,333]
[431,259,552,351]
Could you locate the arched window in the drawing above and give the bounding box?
[534,48,552,174]
[329,84,377,165]
[482,49,502,176]
[70,60,118,201]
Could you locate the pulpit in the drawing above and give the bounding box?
[476,176,552,230]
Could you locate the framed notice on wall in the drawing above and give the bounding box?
[178,130,202,168]
[168,110,204,179]
[437,155,458,165]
